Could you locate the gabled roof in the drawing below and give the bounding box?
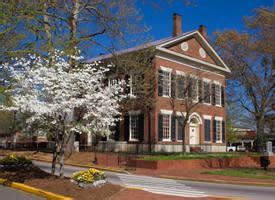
[86,31,194,63]
[86,30,231,74]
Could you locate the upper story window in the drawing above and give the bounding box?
[176,71,185,99]
[203,79,211,104]
[130,75,138,96]
[158,67,172,97]
[188,76,198,102]
[214,82,221,106]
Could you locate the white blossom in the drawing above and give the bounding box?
[1,50,125,137]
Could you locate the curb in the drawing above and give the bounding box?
[32,158,129,174]
[0,178,73,200]
[157,175,275,188]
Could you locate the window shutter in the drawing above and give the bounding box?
[114,121,120,141]
[158,70,163,96]
[222,120,225,143]
[139,114,144,142]
[213,119,216,143]
[221,85,225,107]
[212,83,216,105]
[204,119,211,142]
[124,75,130,94]
[198,79,203,102]
[171,115,176,141]
[158,114,163,141]
[124,115,129,141]
[171,74,176,98]
[178,116,185,141]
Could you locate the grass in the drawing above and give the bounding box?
[202,168,275,180]
[138,152,244,161]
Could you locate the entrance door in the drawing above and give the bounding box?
[189,125,199,145]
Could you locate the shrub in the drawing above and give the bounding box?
[72,168,106,184]
[0,154,32,166]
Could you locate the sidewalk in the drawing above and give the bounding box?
[131,168,275,187]
[2,150,275,187]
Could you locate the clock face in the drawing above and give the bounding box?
[180,42,188,51]
[199,48,206,58]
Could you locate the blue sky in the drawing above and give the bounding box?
[139,0,273,40]
[86,0,273,58]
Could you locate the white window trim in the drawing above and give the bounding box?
[129,112,140,142]
[176,70,185,76]
[202,78,211,83]
[193,78,199,103]
[160,66,172,72]
[203,115,212,120]
[160,109,173,115]
[215,117,223,143]
[159,68,172,98]
[160,112,172,142]
[213,81,222,107]
[214,116,223,121]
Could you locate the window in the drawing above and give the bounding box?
[130,75,138,96]
[216,120,222,142]
[176,74,185,99]
[188,77,198,101]
[162,114,171,140]
[129,114,139,141]
[215,83,221,106]
[203,81,211,104]
[158,67,172,97]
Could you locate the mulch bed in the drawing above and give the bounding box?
[0,164,51,183]
[0,163,218,200]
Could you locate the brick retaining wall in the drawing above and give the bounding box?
[128,156,275,170]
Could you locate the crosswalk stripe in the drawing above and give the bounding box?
[118,178,192,189]
[124,183,205,194]
[142,189,207,198]
[115,174,208,198]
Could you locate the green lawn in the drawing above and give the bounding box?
[202,168,275,180]
[138,152,244,161]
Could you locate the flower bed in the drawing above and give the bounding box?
[0,154,32,169]
[71,168,106,188]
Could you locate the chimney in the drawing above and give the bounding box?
[173,13,182,37]
[198,25,207,38]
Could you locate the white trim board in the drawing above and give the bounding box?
[156,46,230,73]
[158,31,231,73]
[155,55,225,78]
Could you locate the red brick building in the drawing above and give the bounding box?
[86,14,231,153]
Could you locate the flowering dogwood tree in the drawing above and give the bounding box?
[1,50,124,177]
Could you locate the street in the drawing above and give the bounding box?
[33,160,275,200]
[0,185,44,200]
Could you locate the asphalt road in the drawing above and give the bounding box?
[0,185,44,200]
[33,160,275,200]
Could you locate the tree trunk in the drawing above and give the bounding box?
[68,0,80,68]
[43,2,54,66]
[51,142,58,175]
[255,115,265,152]
[59,147,65,178]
